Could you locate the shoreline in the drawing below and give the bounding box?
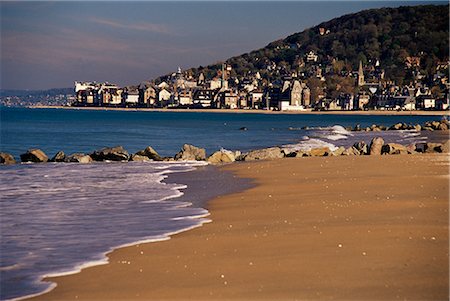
[27,154,449,300]
[6,163,253,301]
[26,105,450,116]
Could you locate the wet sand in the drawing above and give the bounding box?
[29,154,449,301]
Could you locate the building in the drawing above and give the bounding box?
[158,89,172,106]
[357,61,365,87]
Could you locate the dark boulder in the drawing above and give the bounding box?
[135,146,162,161]
[353,141,368,155]
[244,147,284,161]
[50,151,66,162]
[130,154,151,162]
[91,146,130,161]
[0,152,16,164]
[65,153,93,163]
[20,149,48,163]
[174,144,206,161]
[382,143,408,155]
[369,137,384,155]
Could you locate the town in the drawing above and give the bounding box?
[74,48,449,112]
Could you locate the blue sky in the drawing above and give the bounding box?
[0,1,445,90]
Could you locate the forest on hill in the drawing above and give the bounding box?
[155,4,448,87]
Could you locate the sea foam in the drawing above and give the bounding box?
[0,161,209,301]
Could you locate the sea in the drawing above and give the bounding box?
[0,107,447,300]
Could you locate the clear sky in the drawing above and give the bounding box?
[0,1,445,90]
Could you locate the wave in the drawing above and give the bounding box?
[0,161,210,301]
[283,137,338,152]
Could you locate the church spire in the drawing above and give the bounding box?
[358,61,365,87]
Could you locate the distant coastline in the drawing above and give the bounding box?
[28,105,450,116]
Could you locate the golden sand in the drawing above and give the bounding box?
[29,154,449,300]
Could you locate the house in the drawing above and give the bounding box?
[178,89,193,106]
[306,51,318,63]
[416,95,436,109]
[124,89,139,106]
[158,89,172,106]
[218,90,238,109]
[193,89,216,107]
[248,90,264,109]
[110,89,123,106]
[356,93,370,110]
[139,85,157,107]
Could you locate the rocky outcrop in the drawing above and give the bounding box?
[342,147,358,156]
[244,147,284,161]
[349,120,449,132]
[352,141,368,155]
[310,147,330,157]
[90,146,130,161]
[442,141,450,153]
[50,151,66,162]
[369,137,384,155]
[130,154,151,162]
[20,149,48,163]
[415,142,443,153]
[0,152,16,164]
[382,143,408,155]
[135,146,162,161]
[207,149,236,164]
[174,144,206,161]
[65,153,93,163]
[330,146,345,156]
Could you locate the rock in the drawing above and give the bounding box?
[379,125,387,131]
[431,121,441,130]
[415,142,428,153]
[207,149,236,164]
[235,152,247,161]
[414,124,422,131]
[389,123,403,130]
[135,146,162,161]
[425,143,443,153]
[353,141,368,155]
[442,141,450,153]
[174,144,206,161]
[369,137,384,155]
[20,149,48,163]
[91,146,129,161]
[50,151,66,162]
[343,147,359,156]
[382,143,408,155]
[244,147,284,161]
[331,146,345,156]
[310,147,330,157]
[162,157,175,162]
[353,124,361,131]
[406,144,417,154]
[438,122,449,131]
[130,154,151,162]
[423,126,434,131]
[0,152,16,164]
[65,153,92,163]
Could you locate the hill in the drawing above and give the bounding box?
[154,4,449,87]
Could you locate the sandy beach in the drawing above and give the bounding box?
[30,105,450,116]
[27,154,449,301]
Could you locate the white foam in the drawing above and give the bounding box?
[283,137,338,152]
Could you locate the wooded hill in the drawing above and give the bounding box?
[154,4,449,87]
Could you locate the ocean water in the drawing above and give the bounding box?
[0,107,447,300]
[1,107,446,159]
